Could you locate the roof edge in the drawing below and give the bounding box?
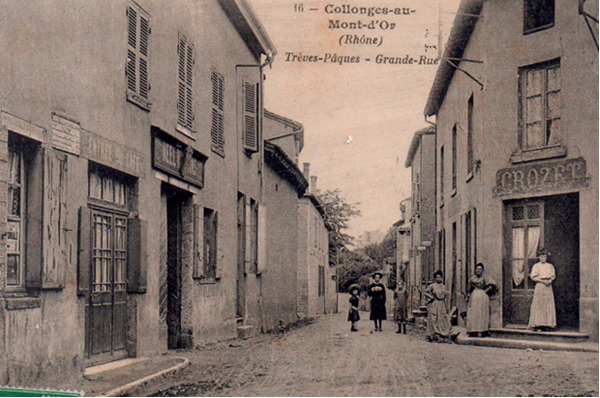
[404,126,436,168]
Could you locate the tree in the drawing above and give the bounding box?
[337,249,379,292]
[315,189,361,259]
[362,227,397,289]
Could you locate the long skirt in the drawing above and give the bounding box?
[466,289,490,333]
[427,300,451,337]
[528,282,556,328]
[370,299,387,320]
[347,308,360,322]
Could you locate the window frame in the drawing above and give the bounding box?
[517,59,561,154]
[466,95,474,179]
[523,0,555,35]
[451,124,457,195]
[203,208,218,279]
[6,145,27,289]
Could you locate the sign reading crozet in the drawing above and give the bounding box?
[493,157,589,197]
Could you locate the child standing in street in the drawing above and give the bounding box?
[395,279,409,334]
[347,284,361,332]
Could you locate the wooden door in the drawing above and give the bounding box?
[87,210,128,363]
[503,201,544,326]
[167,197,182,349]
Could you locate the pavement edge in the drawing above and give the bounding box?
[101,357,190,397]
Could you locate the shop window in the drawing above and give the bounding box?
[177,32,195,135]
[520,61,561,150]
[6,145,26,287]
[211,70,225,156]
[524,0,555,34]
[126,1,151,109]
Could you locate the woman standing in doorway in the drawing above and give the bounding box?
[528,248,556,331]
[466,263,496,337]
[368,272,387,332]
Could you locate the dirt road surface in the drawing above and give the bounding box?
[130,297,598,397]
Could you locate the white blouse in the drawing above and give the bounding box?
[530,262,556,283]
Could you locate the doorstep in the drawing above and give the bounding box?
[455,329,598,353]
[489,327,590,343]
[81,355,189,396]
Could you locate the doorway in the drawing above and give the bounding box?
[162,185,188,349]
[503,193,580,329]
[237,193,246,321]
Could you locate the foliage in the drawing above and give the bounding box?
[338,249,379,292]
[315,189,361,256]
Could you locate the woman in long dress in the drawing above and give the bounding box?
[368,272,387,332]
[466,263,496,337]
[423,270,452,341]
[528,249,556,331]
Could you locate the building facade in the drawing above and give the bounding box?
[0,0,278,384]
[262,111,307,331]
[425,0,598,337]
[297,164,335,317]
[404,126,437,312]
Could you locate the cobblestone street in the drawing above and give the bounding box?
[131,297,599,397]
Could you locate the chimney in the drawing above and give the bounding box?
[400,204,406,222]
[310,176,318,193]
[303,162,310,179]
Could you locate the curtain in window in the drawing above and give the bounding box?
[527,226,541,260]
[512,227,525,287]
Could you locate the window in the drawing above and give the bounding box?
[91,211,128,293]
[524,0,555,34]
[467,95,474,176]
[203,208,218,278]
[242,80,259,153]
[510,202,543,290]
[451,222,457,304]
[452,125,457,192]
[440,146,444,203]
[126,1,150,109]
[6,145,26,287]
[465,211,472,291]
[318,265,325,297]
[520,61,560,150]
[211,70,225,155]
[89,168,129,207]
[177,33,195,134]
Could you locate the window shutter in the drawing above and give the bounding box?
[242,80,258,152]
[42,150,68,289]
[212,212,222,279]
[127,217,147,293]
[211,71,225,155]
[192,204,204,278]
[244,201,252,274]
[127,3,150,106]
[77,207,92,296]
[256,204,266,274]
[177,33,194,131]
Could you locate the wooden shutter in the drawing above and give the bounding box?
[127,2,150,105]
[42,149,68,289]
[192,204,204,278]
[244,201,252,274]
[77,207,92,296]
[256,204,266,274]
[211,71,225,154]
[177,33,194,131]
[242,80,258,152]
[212,212,222,279]
[127,217,147,293]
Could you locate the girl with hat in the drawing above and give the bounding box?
[347,284,361,332]
[528,248,556,331]
[368,272,387,332]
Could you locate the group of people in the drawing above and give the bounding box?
[347,248,558,339]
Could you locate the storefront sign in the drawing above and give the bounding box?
[493,157,589,197]
[81,130,145,177]
[153,135,205,187]
[51,113,80,155]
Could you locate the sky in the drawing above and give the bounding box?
[251,0,461,242]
